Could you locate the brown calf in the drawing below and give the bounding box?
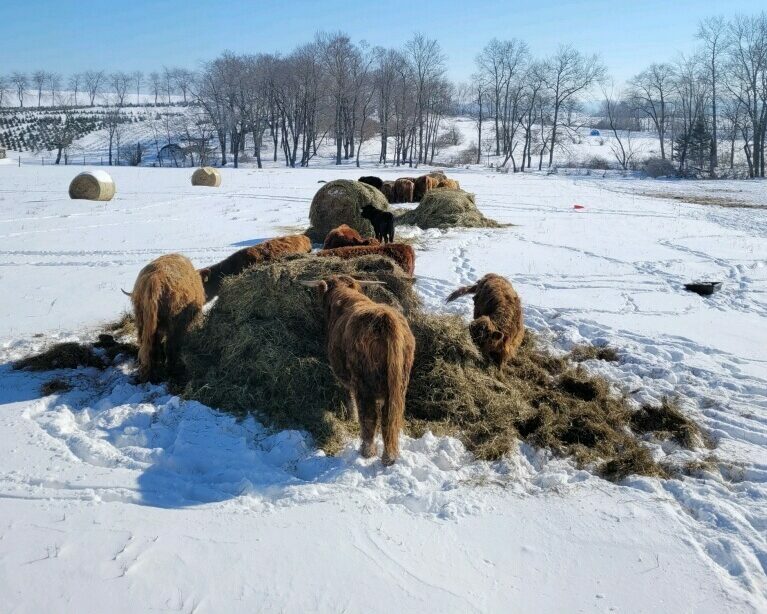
[317,243,415,276]
[127,253,205,383]
[437,178,460,190]
[322,224,380,249]
[304,275,415,465]
[446,273,524,367]
[413,175,440,201]
[380,181,395,203]
[199,234,312,300]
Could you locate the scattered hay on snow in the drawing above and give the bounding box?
[397,188,504,229]
[306,180,389,243]
[630,397,706,448]
[569,343,619,363]
[191,167,221,187]
[13,342,104,371]
[181,253,702,479]
[41,378,72,396]
[68,170,115,201]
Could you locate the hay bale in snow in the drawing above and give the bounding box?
[398,188,504,229]
[306,179,389,243]
[68,171,115,201]
[180,253,697,479]
[191,167,221,187]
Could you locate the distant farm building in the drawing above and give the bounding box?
[158,144,188,167]
[590,129,601,137]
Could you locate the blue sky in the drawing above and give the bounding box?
[2,0,765,83]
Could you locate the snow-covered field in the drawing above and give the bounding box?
[0,164,765,612]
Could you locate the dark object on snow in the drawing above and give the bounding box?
[358,176,384,190]
[684,282,722,296]
[360,204,395,243]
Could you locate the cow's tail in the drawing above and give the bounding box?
[382,316,410,465]
[446,282,478,303]
[134,277,161,381]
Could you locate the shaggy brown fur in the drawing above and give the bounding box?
[317,243,416,276]
[322,224,380,249]
[199,234,311,300]
[446,273,524,367]
[393,178,415,203]
[129,253,205,383]
[413,175,441,201]
[380,181,395,203]
[312,275,415,465]
[437,178,460,190]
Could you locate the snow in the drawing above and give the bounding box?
[0,163,766,612]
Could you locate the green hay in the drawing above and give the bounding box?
[569,344,619,363]
[397,188,504,229]
[306,180,389,243]
[181,254,703,480]
[14,342,104,371]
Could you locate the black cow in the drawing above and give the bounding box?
[358,176,384,191]
[360,205,395,244]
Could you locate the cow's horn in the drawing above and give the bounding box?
[357,280,387,287]
[299,280,323,287]
[121,288,132,297]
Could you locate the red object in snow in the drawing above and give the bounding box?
[573,204,585,210]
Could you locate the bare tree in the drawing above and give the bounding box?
[173,68,194,104]
[11,72,27,107]
[84,70,105,106]
[406,34,447,165]
[0,75,7,107]
[149,71,161,105]
[32,70,47,107]
[628,63,675,160]
[541,45,605,167]
[45,96,80,164]
[109,72,131,107]
[602,84,640,170]
[697,16,728,173]
[68,73,82,106]
[132,71,144,104]
[48,73,61,104]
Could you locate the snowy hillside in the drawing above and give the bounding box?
[0,164,765,612]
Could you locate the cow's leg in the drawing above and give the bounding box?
[166,305,200,381]
[344,389,359,422]
[380,396,401,466]
[148,331,165,383]
[358,393,379,459]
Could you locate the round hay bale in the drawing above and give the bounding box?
[397,188,503,229]
[68,170,115,202]
[191,167,222,187]
[306,179,389,243]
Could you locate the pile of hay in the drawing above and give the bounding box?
[397,188,503,229]
[182,254,704,480]
[191,167,222,187]
[68,170,115,202]
[306,180,389,243]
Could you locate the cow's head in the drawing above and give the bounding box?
[469,316,507,367]
[198,267,219,302]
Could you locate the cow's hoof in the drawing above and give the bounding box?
[360,442,376,459]
[381,454,396,467]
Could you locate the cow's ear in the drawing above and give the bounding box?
[317,280,328,295]
[199,269,210,283]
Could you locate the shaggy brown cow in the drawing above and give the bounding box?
[393,178,415,203]
[413,175,440,201]
[126,253,205,383]
[446,273,524,367]
[302,275,415,465]
[380,181,395,203]
[199,234,311,300]
[317,243,415,276]
[322,224,380,249]
[437,178,460,190]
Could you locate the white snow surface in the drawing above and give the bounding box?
[0,164,765,612]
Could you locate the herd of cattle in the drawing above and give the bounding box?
[358,170,460,204]
[124,179,522,466]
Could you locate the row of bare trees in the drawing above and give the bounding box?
[462,40,605,171]
[0,67,195,108]
[605,13,767,177]
[193,32,452,168]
